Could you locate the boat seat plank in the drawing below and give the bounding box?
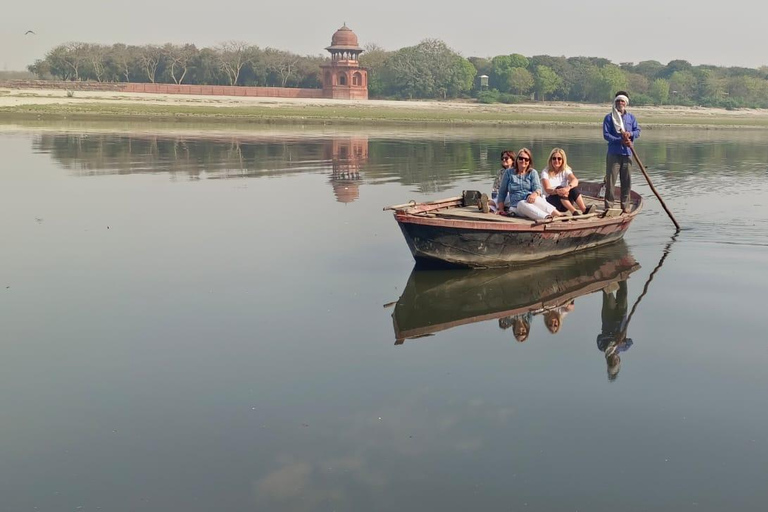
[434,206,605,225]
[432,207,534,224]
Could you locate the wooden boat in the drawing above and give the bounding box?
[391,241,640,344]
[385,182,642,268]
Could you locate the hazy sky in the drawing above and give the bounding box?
[1,0,765,71]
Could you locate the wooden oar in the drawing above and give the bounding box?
[629,144,681,231]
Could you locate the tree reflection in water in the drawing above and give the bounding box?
[33,132,372,203]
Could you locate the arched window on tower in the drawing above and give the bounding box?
[338,73,347,86]
[352,72,362,86]
[325,71,332,86]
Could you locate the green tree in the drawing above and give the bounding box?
[634,60,665,79]
[626,73,649,94]
[660,59,692,79]
[490,54,532,93]
[27,59,51,79]
[489,55,515,93]
[668,70,697,102]
[450,58,477,97]
[533,65,562,100]
[649,78,670,104]
[109,44,140,82]
[162,44,198,84]
[138,45,164,83]
[586,64,628,103]
[509,53,529,69]
[566,57,598,101]
[45,42,89,80]
[467,56,491,77]
[293,55,325,88]
[263,48,301,87]
[695,68,725,104]
[727,75,768,105]
[187,47,226,85]
[382,39,474,99]
[508,67,534,95]
[82,44,108,82]
[360,43,392,96]
[530,55,572,99]
[215,41,257,86]
[382,46,427,98]
[529,55,568,73]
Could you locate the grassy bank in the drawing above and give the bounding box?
[0,102,599,126]
[4,100,768,128]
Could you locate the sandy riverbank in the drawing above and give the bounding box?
[3,87,768,128]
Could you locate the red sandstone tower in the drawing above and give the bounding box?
[321,24,368,100]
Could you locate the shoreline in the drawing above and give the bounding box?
[3,88,768,129]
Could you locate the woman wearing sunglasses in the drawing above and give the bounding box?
[487,150,516,211]
[495,147,564,220]
[541,148,594,216]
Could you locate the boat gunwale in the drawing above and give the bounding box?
[393,188,644,233]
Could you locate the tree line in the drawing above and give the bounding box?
[28,42,327,88]
[38,132,768,194]
[28,40,768,107]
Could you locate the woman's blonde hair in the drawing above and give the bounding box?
[514,147,534,172]
[545,147,570,175]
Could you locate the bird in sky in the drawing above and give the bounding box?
[25,30,36,35]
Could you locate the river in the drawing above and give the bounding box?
[1,122,766,511]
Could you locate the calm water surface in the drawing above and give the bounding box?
[1,122,767,511]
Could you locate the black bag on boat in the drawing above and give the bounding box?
[462,190,482,207]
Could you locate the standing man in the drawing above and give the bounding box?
[603,91,640,213]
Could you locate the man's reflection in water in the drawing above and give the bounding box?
[597,280,633,381]
[542,300,575,334]
[499,312,532,342]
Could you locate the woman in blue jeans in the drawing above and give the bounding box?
[495,147,565,220]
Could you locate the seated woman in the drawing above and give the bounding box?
[541,148,594,215]
[495,147,565,220]
[492,150,515,201]
[483,150,515,213]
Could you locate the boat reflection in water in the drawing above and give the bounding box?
[391,240,640,349]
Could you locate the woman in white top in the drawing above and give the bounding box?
[540,148,593,215]
[542,300,575,334]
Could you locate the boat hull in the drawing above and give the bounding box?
[392,183,642,268]
[398,218,631,268]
